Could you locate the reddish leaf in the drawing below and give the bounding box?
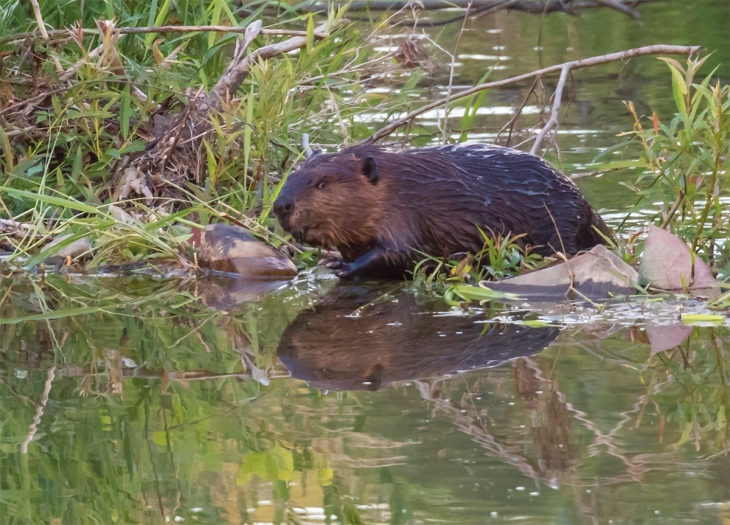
[646,323,692,355]
[638,224,718,291]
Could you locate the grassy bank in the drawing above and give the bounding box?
[0,0,728,284]
[0,0,426,266]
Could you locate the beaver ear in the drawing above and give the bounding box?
[361,157,378,185]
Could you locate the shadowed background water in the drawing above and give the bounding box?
[2,1,730,524]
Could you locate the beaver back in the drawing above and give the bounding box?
[374,144,610,257]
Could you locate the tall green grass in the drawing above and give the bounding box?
[0,0,419,266]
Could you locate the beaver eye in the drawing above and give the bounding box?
[317,181,326,190]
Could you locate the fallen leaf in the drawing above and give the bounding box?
[487,245,638,300]
[639,224,718,291]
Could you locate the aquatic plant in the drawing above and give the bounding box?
[600,56,730,275]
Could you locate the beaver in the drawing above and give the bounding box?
[273,143,611,278]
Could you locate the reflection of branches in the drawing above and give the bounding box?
[21,366,55,454]
[414,378,550,482]
[418,349,696,497]
[59,365,291,383]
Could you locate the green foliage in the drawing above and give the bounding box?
[600,56,730,274]
[413,232,543,289]
[0,0,420,266]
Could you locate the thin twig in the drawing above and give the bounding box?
[0,25,325,46]
[442,1,472,144]
[364,44,700,145]
[21,366,56,454]
[495,76,539,146]
[660,190,685,229]
[530,63,570,155]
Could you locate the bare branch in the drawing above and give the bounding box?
[364,44,701,145]
[0,25,324,47]
[202,21,330,113]
[295,0,661,15]
[530,64,570,155]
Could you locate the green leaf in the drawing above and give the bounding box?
[522,320,553,328]
[448,284,522,302]
[0,187,98,214]
[151,431,168,447]
[146,0,172,47]
[306,15,315,53]
[71,145,83,182]
[0,307,101,325]
[208,0,223,49]
[682,313,724,325]
[658,57,688,94]
[589,159,645,170]
[203,139,217,185]
[671,75,687,114]
[120,84,131,139]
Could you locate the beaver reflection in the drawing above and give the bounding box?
[277,286,561,391]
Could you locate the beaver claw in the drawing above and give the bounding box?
[318,256,345,269]
[318,257,357,278]
[334,265,356,279]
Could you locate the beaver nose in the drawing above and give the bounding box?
[273,198,294,220]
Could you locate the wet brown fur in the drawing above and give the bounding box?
[274,144,612,277]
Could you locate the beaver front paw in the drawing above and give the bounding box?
[318,256,346,269]
[318,257,356,278]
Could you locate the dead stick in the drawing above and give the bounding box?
[530,63,570,155]
[203,21,330,113]
[364,44,700,144]
[0,25,325,46]
[28,0,67,80]
[29,0,49,39]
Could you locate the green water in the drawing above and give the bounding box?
[2,2,730,524]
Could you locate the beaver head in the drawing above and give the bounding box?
[273,147,387,253]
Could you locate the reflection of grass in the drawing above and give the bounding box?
[0,274,306,384]
[647,328,730,451]
[0,275,378,524]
